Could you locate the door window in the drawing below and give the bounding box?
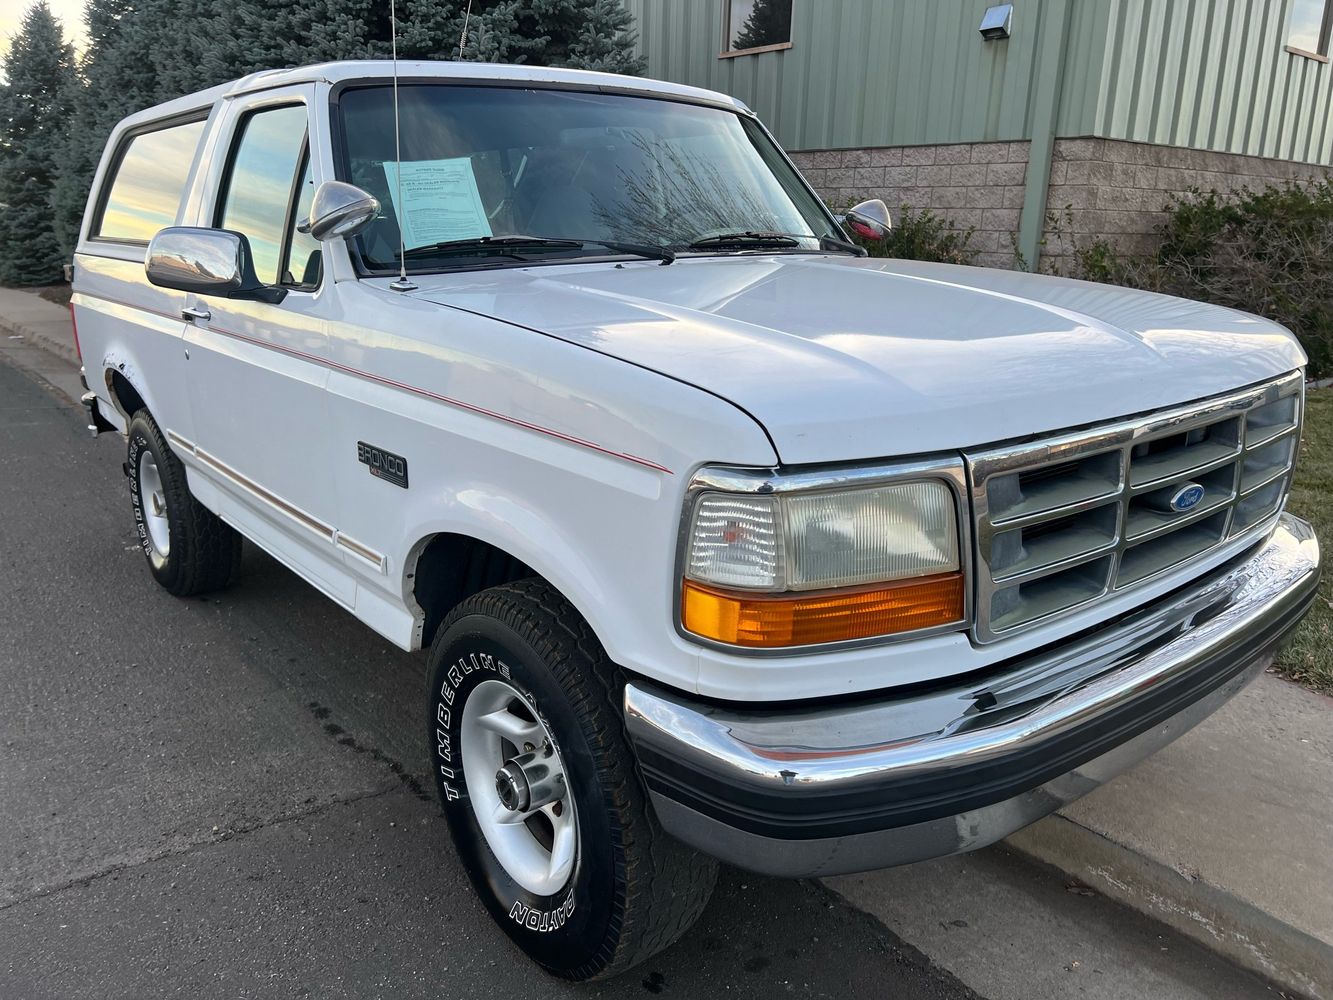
[216,105,311,287]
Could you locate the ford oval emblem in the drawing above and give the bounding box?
[1169,483,1205,513]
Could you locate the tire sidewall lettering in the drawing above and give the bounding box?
[127,433,153,561]
[508,891,576,933]
[434,650,509,801]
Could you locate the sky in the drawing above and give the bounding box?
[0,0,89,63]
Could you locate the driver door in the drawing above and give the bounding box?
[182,88,351,604]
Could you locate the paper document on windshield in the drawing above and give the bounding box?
[383,157,493,248]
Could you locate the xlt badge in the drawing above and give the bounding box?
[357,441,408,489]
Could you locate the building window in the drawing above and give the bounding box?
[721,0,793,58]
[1286,0,1332,60]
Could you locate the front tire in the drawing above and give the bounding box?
[127,410,242,596]
[428,580,716,980]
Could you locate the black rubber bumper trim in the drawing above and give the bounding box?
[637,587,1314,842]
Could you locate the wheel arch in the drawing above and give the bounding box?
[98,352,159,430]
[107,368,147,422]
[407,532,540,649]
[398,477,628,655]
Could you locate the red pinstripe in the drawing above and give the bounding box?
[77,291,674,475]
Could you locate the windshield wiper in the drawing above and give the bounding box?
[401,236,579,261]
[577,238,675,264]
[686,230,866,256]
[400,235,673,265]
[687,231,802,250]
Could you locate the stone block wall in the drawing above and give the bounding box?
[1042,137,1333,271]
[790,136,1331,271]
[789,141,1030,270]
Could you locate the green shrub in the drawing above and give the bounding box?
[1049,180,1333,377]
[845,203,978,266]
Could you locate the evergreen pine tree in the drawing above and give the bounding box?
[0,2,77,284]
[562,0,646,73]
[451,0,643,72]
[225,0,388,72]
[732,0,792,51]
[222,0,644,73]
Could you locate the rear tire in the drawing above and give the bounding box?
[127,410,242,596]
[428,579,716,980]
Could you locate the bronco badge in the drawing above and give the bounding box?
[357,441,409,488]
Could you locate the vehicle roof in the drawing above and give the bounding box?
[117,59,751,131]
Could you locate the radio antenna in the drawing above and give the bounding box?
[388,0,417,292]
[458,0,473,59]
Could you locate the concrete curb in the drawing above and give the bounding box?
[0,292,80,368]
[1008,816,1331,999]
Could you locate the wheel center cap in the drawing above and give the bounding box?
[495,762,530,813]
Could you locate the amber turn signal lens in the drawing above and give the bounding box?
[682,573,965,648]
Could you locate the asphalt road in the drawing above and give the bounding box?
[0,357,987,999]
[0,353,1285,1000]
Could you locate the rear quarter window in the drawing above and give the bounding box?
[94,118,207,243]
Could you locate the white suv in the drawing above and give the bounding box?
[71,60,1321,980]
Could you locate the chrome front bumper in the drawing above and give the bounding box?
[624,514,1321,878]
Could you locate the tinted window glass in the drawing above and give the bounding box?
[727,0,793,52]
[217,105,309,286]
[96,119,206,242]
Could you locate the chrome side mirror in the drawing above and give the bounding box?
[145,227,286,304]
[844,199,893,242]
[298,181,380,241]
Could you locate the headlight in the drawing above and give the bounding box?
[681,477,966,648]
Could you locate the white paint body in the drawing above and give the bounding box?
[71,62,1307,701]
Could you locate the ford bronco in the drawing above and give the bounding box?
[71,61,1321,980]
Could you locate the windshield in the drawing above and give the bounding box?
[336,84,839,271]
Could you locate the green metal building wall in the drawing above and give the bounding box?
[1092,0,1333,164]
[624,0,1333,165]
[624,0,1105,150]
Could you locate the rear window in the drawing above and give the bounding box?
[95,118,207,243]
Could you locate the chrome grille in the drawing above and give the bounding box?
[967,372,1303,642]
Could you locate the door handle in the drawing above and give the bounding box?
[182,306,211,323]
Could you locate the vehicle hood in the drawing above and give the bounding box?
[404,255,1306,465]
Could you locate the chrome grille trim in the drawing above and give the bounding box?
[967,371,1304,642]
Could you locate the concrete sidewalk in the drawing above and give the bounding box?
[1007,671,1333,998]
[1,282,1329,997]
[0,285,79,367]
